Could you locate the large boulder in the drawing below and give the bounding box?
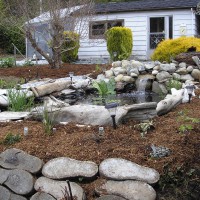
[95,180,156,200]
[30,192,56,200]
[159,63,176,73]
[156,71,172,82]
[0,112,30,122]
[191,69,200,81]
[156,88,184,116]
[42,157,98,179]
[34,177,85,200]
[0,148,43,174]
[0,185,27,200]
[0,168,34,195]
[99,158,159,184]
[175,52,200,65]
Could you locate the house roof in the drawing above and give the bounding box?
[93,0,200,13]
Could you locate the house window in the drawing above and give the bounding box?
[89,20,124,39]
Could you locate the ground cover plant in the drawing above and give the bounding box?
[0,63,199,199]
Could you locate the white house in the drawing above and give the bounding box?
[26,0,200,61]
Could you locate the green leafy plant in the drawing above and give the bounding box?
[92,77,116,96]
[1,132,21,145]
[177,110,200,134]
[0,57,15,68]
[7,89,34,111]
[178,124,194,134]
[166,79,182,92]
[0,78,24,89]
[158,163,199,199]
[134,120,154,137]
[23,60,34,66]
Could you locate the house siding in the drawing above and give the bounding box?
[78,9,195,61]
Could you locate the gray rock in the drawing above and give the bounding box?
[180,74,194,81]
[130,60,144,68]
[152,81,168,95]
[95,180,156,200]
[0,112,30,122]
[0,185,27,200]
[156,71,172,81]
[112,61,122,68]
[187,66,194,73]
[191,69,200,81]
[99,158,160,184]
[122,76,134,83]
[153,65,160,70]
[60,89,76,95]
[145,63,155,70]
[105,70,114,78]
[160,63,176,73]
[176,67,187,75]
[113,67,127,76]
[97,74,106,81]
[30,192,56,200]
[128,67,139,75]
[130,72,138,78]
[96,195,126,200]
[0,94,9,107]
[34,177,85,200]
[121,60,131,68]
[179,62,187,68]
[192,56,200,68]
[115,74,124,82]
[0,168,34,195]
[0,148,43,174]
[152,70,158,75]
[42,157,98,179]
[172,73,181,80]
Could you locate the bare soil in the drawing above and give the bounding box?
[0,63,200,200]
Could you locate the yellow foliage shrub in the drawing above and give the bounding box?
[151,37,200,62]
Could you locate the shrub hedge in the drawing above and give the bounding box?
[106,27,133,61]
[151,37,200,62]
[61,31,80,63]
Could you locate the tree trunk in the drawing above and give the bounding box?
[51,48,62,69]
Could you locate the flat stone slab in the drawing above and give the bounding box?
[42,157,98,179]
[0,148,43,174]
[34,177,85,200]
[30,192,56,200]
[0,168,34,195]
[96,195,126,200]
[99,158,160,184]
[95,180,156,200]
[0,185,27,200]
[0,112,30,122]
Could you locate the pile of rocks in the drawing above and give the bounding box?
[102,59,200,94]
[0,148,160,200]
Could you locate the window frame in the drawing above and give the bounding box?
[89,19,124,39]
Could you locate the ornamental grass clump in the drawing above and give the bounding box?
[7,89,34,111]
[151,37,200,62]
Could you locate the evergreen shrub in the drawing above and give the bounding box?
[151,37,200,62]
[61,31,80,63]
[0,25,25,54]
[106,27,133,61]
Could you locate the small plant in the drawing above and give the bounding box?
[178,124,193,134]
[134,120,154,137]
[158,163,198,199]
[166,79,182,92]
[23,60,34,66]
[95,64,101,72]
[177,110,200,134]
[0,57,15,68]
[0,79,24,89]
[1,132,21,145]
[92,77,116,97]
[7,89,34,111]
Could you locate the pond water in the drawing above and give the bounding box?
[75,91,161,106]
